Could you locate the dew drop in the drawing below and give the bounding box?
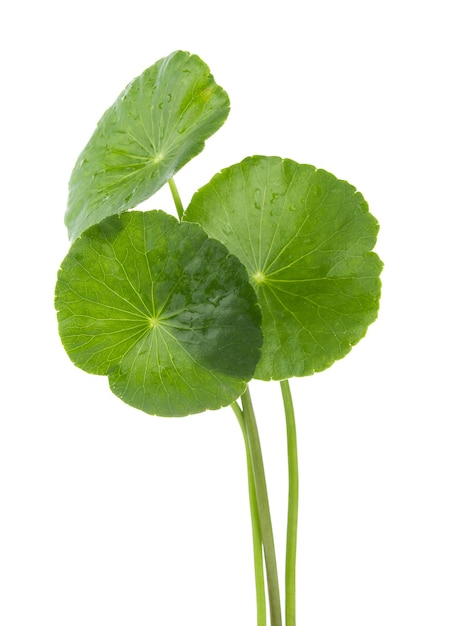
[288,205,296,212]
[167,93,172,103]
[312,185,322,197]
[158,102,164,109]
[270,192,279,204]
[254,188,262,210]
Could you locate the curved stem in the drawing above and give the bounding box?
[168,177,184,220]
[281,380,298,626]
[242,388,283,626]
[231,401,266,626]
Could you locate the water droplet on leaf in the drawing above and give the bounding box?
[254,188,262,210]
[312,185,322,197]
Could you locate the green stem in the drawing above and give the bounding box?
[242,388,283,626]
[168,177,184,220]
[280,380,298,626]
[231,401,266,626]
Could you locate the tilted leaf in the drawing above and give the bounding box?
[55,210,262,416]
[185,156,383,380]
[66,51,230,240]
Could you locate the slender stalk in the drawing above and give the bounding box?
[168,177,184,220]
[242,388,283,626]
[280,380,298,626]
[167,175,278,625]
[231,401,266,626]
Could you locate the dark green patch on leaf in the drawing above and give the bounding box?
[66,51,230,240]
[55,210,262,416]
[185,156,383,380]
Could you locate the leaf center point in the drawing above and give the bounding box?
[152,152,165,165]
[148,316,161,329]
[253,270,267,285]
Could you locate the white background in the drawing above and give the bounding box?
[1,1,458,624]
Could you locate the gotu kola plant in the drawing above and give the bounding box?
[55,50,382,626]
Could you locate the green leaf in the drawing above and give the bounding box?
[184,156,383,380]
[65,51,230,241]
[55,210,262,416]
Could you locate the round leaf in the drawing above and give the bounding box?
[185,156,383,380]
[55,210,262,416]
[65,51,230,240]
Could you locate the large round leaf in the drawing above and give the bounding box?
[185,156,383,380]
[55,210,262,416]
[65,51,230,241]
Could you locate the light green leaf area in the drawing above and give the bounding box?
[65,51,230,241]
[55,211,262,417]
[185,156,383,380]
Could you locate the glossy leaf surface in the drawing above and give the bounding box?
[185,156,382,380]
[55,211,262,416]
[66,51,230,240]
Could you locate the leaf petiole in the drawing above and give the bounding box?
[169,176,267,624]
[231,401,266,626]
[242,387,283,626]
[281,379,298,626]
[168,177,184,220]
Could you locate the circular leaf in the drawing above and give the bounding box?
[55,211,262,416]
[185,156,383,380]
[66,51,230,240]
